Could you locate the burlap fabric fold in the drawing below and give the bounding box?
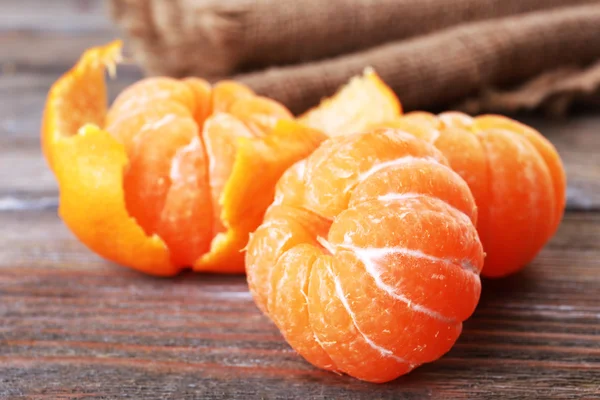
[237,4,600,114]
[110,0,597,78]
[111,0,600,114]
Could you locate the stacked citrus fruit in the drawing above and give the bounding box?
[298,78,566,278]
[246,70,565,381]
[43,42,566,383]
[42,41,325,276]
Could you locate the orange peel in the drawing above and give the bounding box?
[298,68,402,136]
[54,124,177,276]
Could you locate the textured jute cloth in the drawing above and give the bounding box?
[111,0,600,114]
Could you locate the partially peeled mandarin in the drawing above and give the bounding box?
[42,41,327,275]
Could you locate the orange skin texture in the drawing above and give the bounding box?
[42,41,326,276]
[384,111,567,278]
[298,68,402,136]
[246,129,484,383]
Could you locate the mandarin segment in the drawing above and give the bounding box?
[106,77,197,126]
[473,115,567,234]
[211,80,255,113]
[247,205,331,313]
[157,136,214,266]
[184,77,213,129]
[123,117,198,235]
[106,101,193,154]
[477,129,555,276]
[246,130,483,383]
[268,244,337,372]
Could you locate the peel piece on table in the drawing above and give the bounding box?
[42,40,122,171]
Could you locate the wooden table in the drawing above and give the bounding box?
[1,1,599,398]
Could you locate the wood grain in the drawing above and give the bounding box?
[1,210,599,399]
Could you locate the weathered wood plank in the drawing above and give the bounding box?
[0,209,598,398]
[0,0,110,32]
[0,32,126,72]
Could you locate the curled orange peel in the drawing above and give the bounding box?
[42,40,176,276]
[54,124,177,276]
[42,40,122,171]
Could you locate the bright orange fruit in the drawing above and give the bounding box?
[42,41,326,276]
[298,68,402,136]
[301,70,565,278]
[389,111,567,277]
[246,129,484,383]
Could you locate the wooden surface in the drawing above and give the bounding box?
[1,1,599,399]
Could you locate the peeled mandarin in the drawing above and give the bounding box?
[246,129,483,383]
[42,41,327,275]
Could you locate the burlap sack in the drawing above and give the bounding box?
[235,4,600,114]
[110,0,597,78]
[459,61,600,116]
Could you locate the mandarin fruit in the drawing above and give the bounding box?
[384,111,566,278]
[246,129,484,383]
[42,41,326,276]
